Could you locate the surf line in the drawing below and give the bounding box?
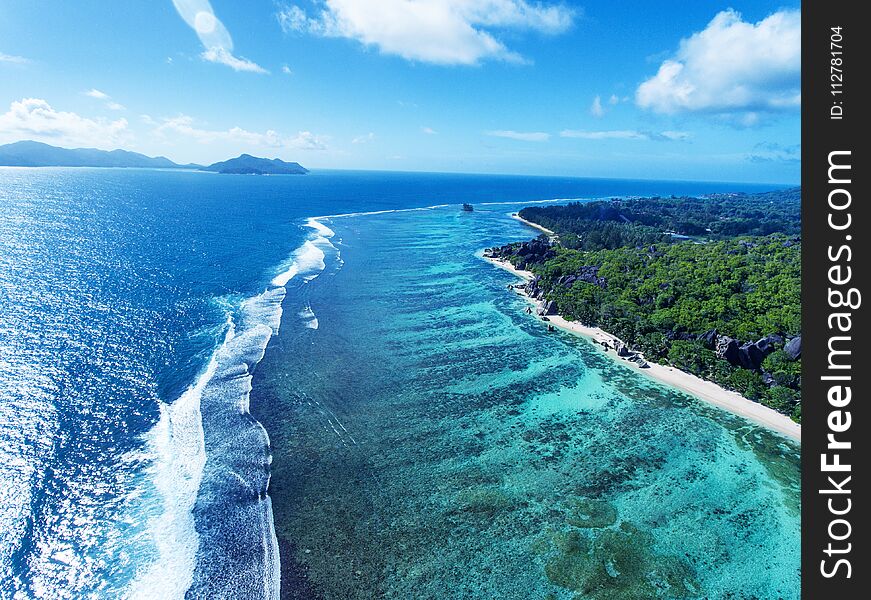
[131,216,339,599]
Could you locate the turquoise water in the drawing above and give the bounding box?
[0,168,797,598]
[253,205,800,599]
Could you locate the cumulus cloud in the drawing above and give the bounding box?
[486,130,550,142]
[281,65,293,75]
[172,0,267,73]
[0,52,28,64]
[276,0,576,65]
[560,129,690,141]
[636,9,800,120]
[154,114,327,150]
[0,98,129,147]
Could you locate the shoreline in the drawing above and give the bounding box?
[483,254,801,443]
[510,213,557,238]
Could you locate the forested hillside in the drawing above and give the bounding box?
[489,189,802,421]
[518,188,800,250]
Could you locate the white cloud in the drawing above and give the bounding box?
[276,0,576,65]
[0,52,28,64]
[84,89,126,111]
[154,114,327,151]
[172,0,267,73]
[281,65,293,75]
[608,94,620,105]
[636,9,800,119]
[486,129,549,142]
[589,95,605,118]
[560,129,690,141]
[0,98,129,148]
[421,126,437,135]
[289,131,328,150]
[352,132,376,144]
[201,47,268,73]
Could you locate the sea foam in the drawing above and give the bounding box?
[127,322,227,599]
[271,218,338,286]
[130,217,340,599]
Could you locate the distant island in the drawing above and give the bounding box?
[200,154,308,175]
[0,141,307,174]
[0,140,199,169]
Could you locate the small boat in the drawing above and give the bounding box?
[462,203,474,212]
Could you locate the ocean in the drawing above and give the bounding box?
[0,168,799,599]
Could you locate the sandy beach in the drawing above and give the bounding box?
[484,254,801,442]
[510,213,557,238]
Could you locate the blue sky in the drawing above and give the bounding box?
[0,0,800,183]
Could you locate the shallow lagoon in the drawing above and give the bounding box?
[253,205,800,599]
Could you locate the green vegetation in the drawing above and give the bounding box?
[518,188,800,250]
[490,189,802,421]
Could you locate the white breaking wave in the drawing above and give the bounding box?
[312,200,587,221]
[130,216,342,599]
[312,204,450,220]
[271,241,325,286]
[271,217,339,286]
[303,216,335,238]
[127,321,229,600]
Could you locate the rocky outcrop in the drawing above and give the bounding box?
[738,342,765,370]
[698,329,718,349]
[755,334,783,354]
[485,240,607,289]
[716,336,740,365]
[523,276,544,300]
[715,334,780,370]
[556,265,606,289]
[784,336,801,360]
[537,300,558,316]
[486,239,554,270]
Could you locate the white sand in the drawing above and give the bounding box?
[511,214,557,238]
[484,254,801,442]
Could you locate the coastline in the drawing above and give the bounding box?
[484,254,801,443]
[510,213,557,238]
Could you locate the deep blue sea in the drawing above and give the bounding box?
[0,168,798,599]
